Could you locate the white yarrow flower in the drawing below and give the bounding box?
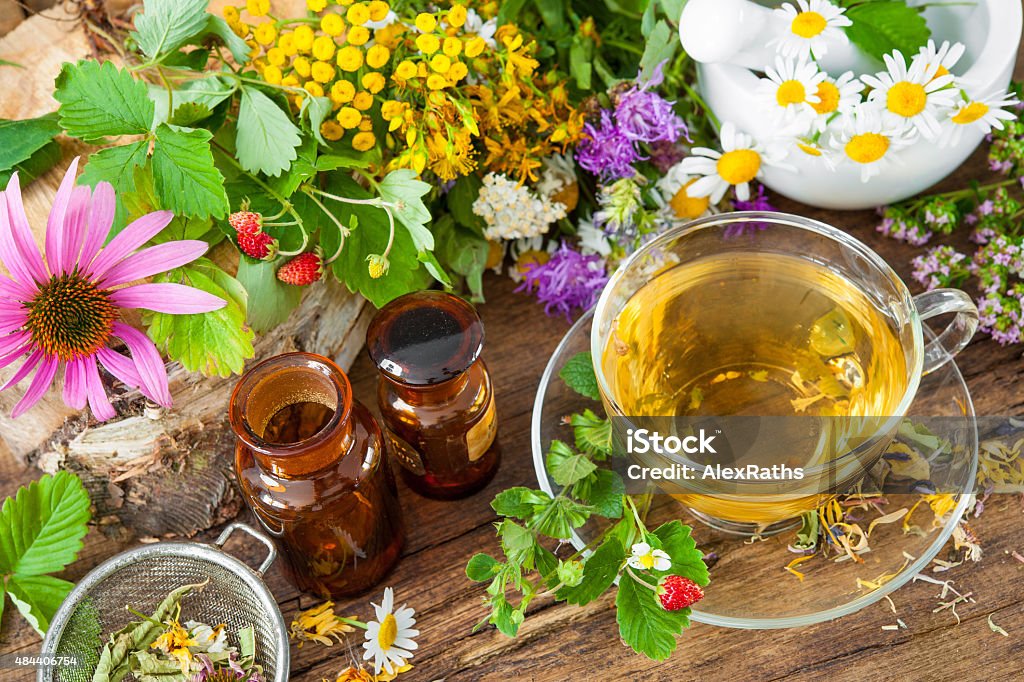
[362,588,419,676]
[861,49,958,140]
[472,173,567,241]
[627,542,672,572]
[770,0,852,61]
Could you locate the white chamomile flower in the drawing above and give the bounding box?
[464,8,498,47]
[577,218,612,257]
[656,162,711,221]
[627,542,672,571]
[362,588,419,676]
[940,89,1021,147]
[508,236,556,282]
[678,122,791,204]
[861,50,957,140]
[770,0,852,61]
[917,40,966,81]
[365,10,398,31]
[186,622,227,654]
[830,103,912,181]
[807,70,863,131]
[757,55,827,129]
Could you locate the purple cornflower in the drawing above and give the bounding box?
[726,184,778,237]
[516,242,608,320]
[615,87,687,145]
[576,110,640,181]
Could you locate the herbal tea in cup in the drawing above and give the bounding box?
[591,212,979,528]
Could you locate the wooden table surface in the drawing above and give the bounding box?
[5,57,1024,682]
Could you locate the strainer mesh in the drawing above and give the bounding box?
[45,554,281,682]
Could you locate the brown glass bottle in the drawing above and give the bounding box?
[367,291,501,499]
[230,352,404,599]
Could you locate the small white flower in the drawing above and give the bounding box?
[770,0,852,61]
[940,88,1020,147]
[655,162,712,221]
[365,10,398,31]
[186,621,228,654]
[536,153,577,199]
[464,8,498,47]
[917,40,966,80]
[757,55,827,129]
[830,103,912,182]
[627,542,672,572]
[507,236,556,282]
[472,173,567,241]
[362,588,419,676]
[807,70,864,131]
[678,122,791,204]
[577,218,612,257]
[861,49,958,140]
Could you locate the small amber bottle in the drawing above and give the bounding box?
[230,352,404,599]
[367,291,501,499]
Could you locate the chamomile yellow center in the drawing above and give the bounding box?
[952,101,990,125]
[886,81,927,118]
[791,11,827,38]
[670,179,710,219]
[776,80,807,107]
[811,81,840,114]
[931,64,950,81]
[378,614,398,650]
[797,141,823,157]
[845,133,889,164]
[717,149,762,185]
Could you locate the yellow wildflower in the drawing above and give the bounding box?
[311,61,336,83]
[366,44,390,69]
[427,130,476,180]
[353,131,377,151]
[246,0,270,17]
[447,4,468,28]
[311,36,336,61]
[426,74,448,91]
[346,2,370,25]
[263,65,283,84]
[393,60,417,81]
[337,45,364,71]
[321,13,345,36]
[367,0,390,21]
[321,120,345,141]
[442,36,462,57]
[362,72,386,93]
[347,25,371,46]
[304,81,325,97]
[415,13,437,33]
[330,80,356,104]
[254,22,278,46]
[223,6,240,23]
[417,62,429,78]
[337,106,362,129]
[294,25,316,52]
[334,667,375,682]
[415,33,440,54]
[293,56,312,77]
[359,116,373,131]
[265,47,285,66]
[374,22,406,49]
[338,0,355,4]
[464,36,485,58]
[448,60,468,82]
[279,32,297,55]
[289,602,355,648]
[353,91,373,110]
[151,619,196,675]
[247,39,260,58]
[430,54,451,73]
[308,0,328,10]
[282,75,300,87]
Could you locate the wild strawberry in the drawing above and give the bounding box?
[657,576,704,611]
[278,250,324,286]
[237,231,278,260]
[229,210,263,235]
[366,253,390,279]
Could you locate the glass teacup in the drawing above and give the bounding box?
[591,212,979,529]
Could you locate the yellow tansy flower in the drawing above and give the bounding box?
[417,61,428,78]
[366,44,390,69]
[447,4,468,28]
[321,13,345,36]
[443,36,462,57]
[304,81,325,97]
[362,72,386,93]
[415,13,437,33]
[416,33,440,54]
[426,74,447,90]
[338,0,354,5]
[278,32,297,55]
[430,54,451,73]
[321,120,344,141]
[267,47,286,66]
[359,116,373,131]
[246,0,270,17]
[330,80,356,104]
[393,60,417,80]
[353,131,376,151]
[367,1,390,21]
[223,6,240,23]
[294,25,316,52]
[247,39,260,58]
[347,25,370,46]
[293,56,312,77]
[253,22,277,46]
[307,0,327,10]
[464,36,485,58]
[337,45,364,71]
[311,61,336,83]
[312,35,336,61]
[264,65,283,84]
[381,100,404,119]
[353,91,373,110]
[337,106,362,129]
[346,2,370,25]
[448,60,468,82]
[282,75,300,87]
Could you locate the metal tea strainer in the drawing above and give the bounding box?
[39,522,290,682]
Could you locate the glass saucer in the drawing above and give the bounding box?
[531,308,978,628]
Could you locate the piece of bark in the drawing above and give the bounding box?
[0,1,24,39]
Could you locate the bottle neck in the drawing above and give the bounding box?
[385,370,471,405]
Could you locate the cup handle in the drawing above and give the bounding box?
[912,288,979,375]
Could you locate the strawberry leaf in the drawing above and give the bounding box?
[0,471,91,577]
[615,571,690,661]
[652,521,710,586]
[6,574,75,636]
[55,61,155,141]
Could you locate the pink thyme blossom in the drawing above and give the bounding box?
[0,158,225,420]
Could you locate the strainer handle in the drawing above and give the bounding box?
[215,522,278,576]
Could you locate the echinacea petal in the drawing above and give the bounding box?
[11,353,58,418]
[0,186,41,289]
[109,283,226,314]
[0,330,29,358]
[112,322,172,407]
[98,241,210,289]
[3,174,48,284]
[96,346,142,390]
[0,342,29,371]
[86,210,174,281]
[56,185,92,275]
[44,157,81,275]
[0,309,27,335]
[2,348,41,392]
[82,354,115,421]
[62,358,87,410]
[79,181,115,270]
[0,273,34,302]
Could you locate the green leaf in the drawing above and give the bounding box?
[0,58,22,68]
[559,351,601,400]
[546,440,597,487]
[0,471,91,576]
[300,95,333,146]
[0,113,61,172]
[235,257,303,333]
[77,141,151,233]
[844,1,930,62]
[466,554,502,582]
[556,559,584,588]
[615,572,690,660]
[652,521,709,585]
[0,140,62,189]
[54,61,154,141]
[268,136,318,199]
[530,497,591,540]
[570,409,613,458]
[433,215,489,301]
[151,77,236,128]
[378,169,435,252]
[569,34,594,90]
[169,101,213,127]
[6,574,75,636]
[417,250,452,288]
[497,0,529,24]
[151,124,228,218]
[572,470,624,519]
[201,15,252,63]
[639,21,676,83]
[236,87,302,177]
[132,0,211,59]
[489,594,523,637]
[446,175,485,232]
[492,487,551,520]
[498,520,536,566]
[560,537,624,605]
[144,258,255,377]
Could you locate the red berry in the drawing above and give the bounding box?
[229,210,263,235]
[657,576,704,611]
[277,251,324,286]
[237,231,277,260]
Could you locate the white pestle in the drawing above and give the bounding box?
[678,0,876,75]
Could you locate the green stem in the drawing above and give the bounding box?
[625,565,658,591]
[156,66,174,118]
[682,81,718,129]
[625,495,648,535]
[302,187,349,263]
[337,616,368,631]
[603,39,644,56]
